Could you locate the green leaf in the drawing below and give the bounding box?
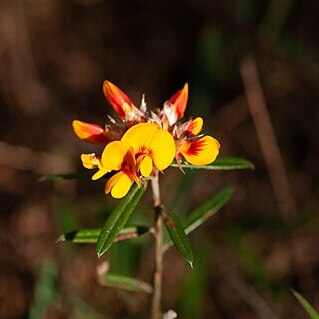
[164,188,233,249]
[162,207,193,267]
[184,188,233,234]
[40,171,90,181]
[58,226,149,243]
[100,272,152,294]
[96,184,146,257]
[170,156,254,170]
[292,290,319,319]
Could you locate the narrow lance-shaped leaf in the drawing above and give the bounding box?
[58,226,149,244]
[164,188,233,248]
[100,272,153,294]
[42,157,253,181]
[161,206,193,267]
[96,183,146,257]
[184,188,233,234]
[292,290,319,319]
[170,156,254,170]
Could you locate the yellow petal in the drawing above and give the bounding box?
[122,123,176,171]
[180,136,220,166]
[186,117,203,135]
[81,153,100,169]
[137,154,153,177]
[122,123,158,153]
[105,171,132,198]
[149,129,176,170]
[92,168,109,180]
[111,173,133,198]
[105,171,122,195]
[101,140,133,171]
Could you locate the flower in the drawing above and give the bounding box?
[175,117,220,166]
[179,136,220,166]
[73,80,220,198]
[122,123,176,177]
[83,123,176,198]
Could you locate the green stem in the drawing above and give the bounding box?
[151,173,163,319]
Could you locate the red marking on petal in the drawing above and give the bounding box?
[168,83,188,119]
[184,117,203,136]
[184,138,206,156]
[121,147,137,180]
[103,81,135,119]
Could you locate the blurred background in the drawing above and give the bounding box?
[1,0,319,318]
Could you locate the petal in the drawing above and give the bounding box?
[105,171,123,195]
[180,136,220,166]
[101,140,134,171]
[103,81,135,119]
[111,173,133,198]
[185,117,203,136]
[168,83,188,119]
[149,129,176,170]
[81,153,101,169]
[92,168,109,180]
[72,120,109,145]
[137,154,153,177]
[122,123,158,154]
[105,171,132,199]
[122,123,176,171]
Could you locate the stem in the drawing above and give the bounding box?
[151,173,163,319]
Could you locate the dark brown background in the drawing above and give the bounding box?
[0,0,319,318]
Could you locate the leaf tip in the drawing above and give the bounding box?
[97,250,104,258]
[56,235,65,243]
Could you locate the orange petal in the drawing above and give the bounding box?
[103,81,135,119]
[180,136,220,166]
[168,83,188,119]
[72,120,109,145]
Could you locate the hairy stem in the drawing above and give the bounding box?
[151,173,163,319]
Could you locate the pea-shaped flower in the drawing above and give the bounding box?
[74,81,221,198]
[83,123,176,198]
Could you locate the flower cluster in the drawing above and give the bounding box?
[73,81,220,198]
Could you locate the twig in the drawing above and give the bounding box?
[240,55,298,221]
[150,173,164,319]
